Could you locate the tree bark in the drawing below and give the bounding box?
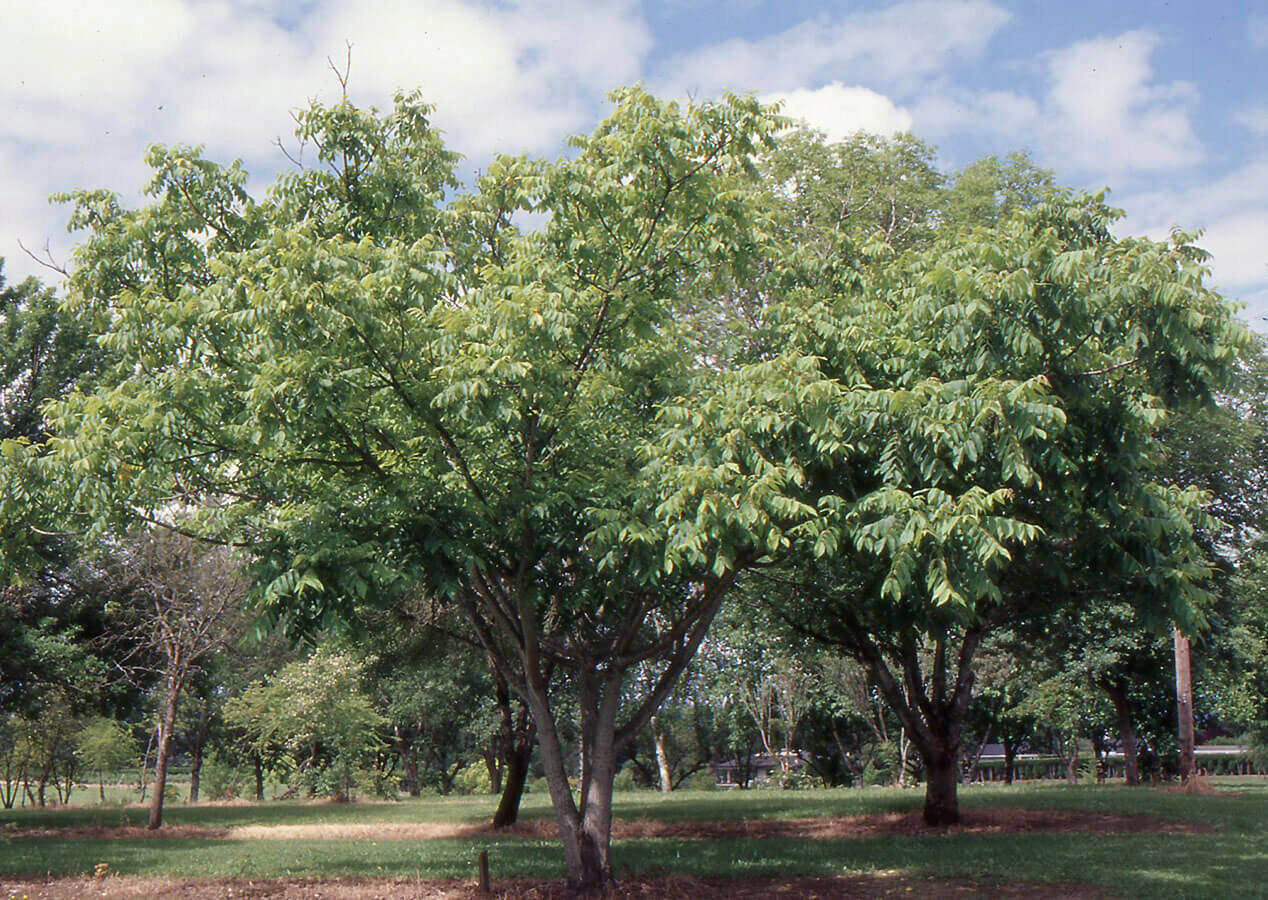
[651,716,673,793]
[492,738,532,828]
[1003,736,1018,785]
[490,671,535,828]
[1100,679,1139,786]
[923,746,960,827]
[148,671,183,830]
[1174,629,1195,783]
[253,753,264,802]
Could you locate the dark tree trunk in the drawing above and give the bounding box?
[489,654,536,828]
[1100,680,1139,786]
[188,734,203,803]
[1003,739,1017,785]
[923,747,960,827]
[395,724,422,797]
[149,672,182,830]
[835,621,986,828]
[188,702,211,803]
[253,753,264,802]
[492,740,532,828]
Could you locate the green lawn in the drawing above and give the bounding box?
[3,779,1266,898]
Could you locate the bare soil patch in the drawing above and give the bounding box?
[0,873,1108,898]
[6,807,1208,842]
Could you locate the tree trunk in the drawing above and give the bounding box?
[189,738,203,803]
[525,688,616,895]
[1003,739,1017,785]
[1174,629,1195,783]
[922,745,959,826]
[253,753,264,802]
[148,674,182,830]
[139,725,156,803]
[491,732,533,828]
[1062,734,1080,785]
[395,724,421,797]
[188,705,209,803]
[1100,680,1139,786]
[651,716,673,793]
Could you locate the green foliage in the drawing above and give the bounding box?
[453,761,493,796]
[75,717,137,779]
[224,648,385,802]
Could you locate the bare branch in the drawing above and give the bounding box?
[17,239,68,276]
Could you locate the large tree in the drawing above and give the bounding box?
[45,88,788,894]
[699,191,1244,824]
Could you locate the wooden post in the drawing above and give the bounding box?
[477,849,490,893]
[1174,628,1195,784]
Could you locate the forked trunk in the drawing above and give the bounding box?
[491,738,533,828]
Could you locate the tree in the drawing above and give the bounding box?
[710,192,1244,824]
[108,529,246,828]
[46,87,786,894]
[76,716,138,803]
[944,152,1057,232]
[224,647,385,802]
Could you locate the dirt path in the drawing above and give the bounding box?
[6,807,1208,842]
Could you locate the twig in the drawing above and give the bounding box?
[17,239,68,276]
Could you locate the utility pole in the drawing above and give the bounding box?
[1174,628,1195,784]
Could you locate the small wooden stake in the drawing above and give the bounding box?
[478,848,490,893]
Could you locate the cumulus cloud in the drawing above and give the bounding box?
[1236,106,1268,135]
[1117,158,1268,320]
[653,0,1010,98]
[0,0,651,283]
[909,30,1203,177]
[1041,30,1202,174]
[766,83,913,141]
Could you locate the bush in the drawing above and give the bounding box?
[200,750,246,801]
[612,764,638,792]
[454,761,493,795]
[680,771,719,791]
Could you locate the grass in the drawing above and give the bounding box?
[3,778,1267,898]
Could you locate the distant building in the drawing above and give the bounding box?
[714,750,813,787]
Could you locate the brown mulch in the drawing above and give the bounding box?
[4,807,1209,843]
[0,874,1109,899]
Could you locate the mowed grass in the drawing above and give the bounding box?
[3,778,1267,898]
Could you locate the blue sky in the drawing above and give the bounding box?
[2,0,1265,323]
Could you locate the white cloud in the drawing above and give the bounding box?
[767,83,913,141]
[910,30,1203,177]
[1117,158,1268,325]
[1235,106,1268,136]
[653,0,1010,98]
[0,0,652,284]
[1041,30,1202,174]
